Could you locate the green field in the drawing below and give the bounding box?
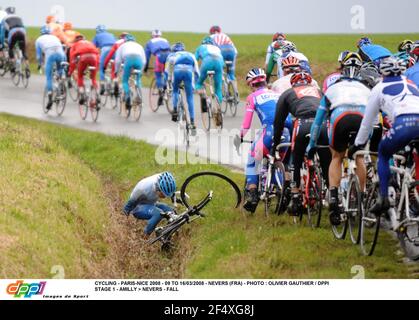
[26,27,419,95]
[1,114,418,279]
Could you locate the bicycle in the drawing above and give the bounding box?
[120,69,143,122]
[147,172,241,251]
[149,76,174,114]
[42,61,69,117]
[176,84,194,148]
[78,66,101,122]
[200,71,223,132]
[0,44,10,77]
[221,61,239,117]
[10,43,30,88]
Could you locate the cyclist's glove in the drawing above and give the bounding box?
[123,199,138,216]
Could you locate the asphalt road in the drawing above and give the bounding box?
[0,74,257,169]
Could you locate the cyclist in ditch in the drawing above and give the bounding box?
[68,35,100,106]
[35,26,67,110]
[166,42,200,135]
[210,26,239,98]
[349,56,419,214]
[273,71,331,216]
[237,68,291,213]
[123,172,177,238]
[144,29,171,106]
[115,34,146,111]
[307,52,370,226]
[195,36,224,125]
[92,25,116,95]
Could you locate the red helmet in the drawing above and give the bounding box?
[290,72,313,86]
[210,26,221,34]
[273,32,286,42]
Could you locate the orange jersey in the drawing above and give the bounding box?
[64,30,81,45]
[48,22,66,44]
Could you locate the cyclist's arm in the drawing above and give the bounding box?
[92,35,99,48]
[240,96,256,138]
[144,42,152,70]
[104,44,117,70]
[266,54,276,81]
[273,94,289,150]
[265,44,273,67]
[308,97,329,148]
[192,55,200,78]
[35,39,43,65]
[114,49,122,75]
[355,89,381,147]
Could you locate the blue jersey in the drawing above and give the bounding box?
[406,63,419,88]
[195,44,223,62]
[145,37,170,62]
[92,32,116,49]
[359,44,392,63]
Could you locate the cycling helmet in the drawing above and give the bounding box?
[282,41,297,54]
[119,32,129,39]
[273,32,286,42]
[246,68,267,86]
[46,15,55,24]
[5,7,15,15]
[171,42,185,52]
[158,172,177,198]
[151,29,162,38]
[125,34,136,42]
[360,62,381,88]
[411,41,419,61]
[282,56,301,68]
[210,26,221,34]
[63,22,73,31]
[398,39,413,53]
[341,52,363,79]
[40,25,51,35]
[379,56,407,77]
[96,25,107,34]
[409,56,416,68]
[273,40,285,51]
[338,50,351,64]
[357,37,372,48]
[75,34,85,42]
[202,36,215,45]
[290,72,313,86]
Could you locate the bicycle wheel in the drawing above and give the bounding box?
[180,172,242,211]
[148,79,160,112]
[132,87,143,122]
[56,82,67,116]
[42,89,51,114]
[164,85,174,115]
[22,66,30,88]
[89,88,100,122]
[360,182,381,256]
[201,97,211,132]
[211,97,224,130]
[274,161,288,216]
[68,77,79,102]
[0,56,7,77]
[79,89,89,121]
[347,176,362,244]
[331,187,348,240]
[12,70,20,87]
[221,80,228,115]
[307,168,323,229]
[228,82,238,117]
[178,96,190,148]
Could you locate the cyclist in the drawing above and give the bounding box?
[123,172,177,237]
[273,71,331,216]
[166,42,200,134]
[266,40,284,83]
[395,39,414,66]
[46,15,66,44]
[307,52,370,226]
[195,36,224,123]
[1,7,29,71]
[278,41,312,78]
[144,30,171,105]
[115,35,146,110]
[322,51,350,92]
[405,41,419,87]
[238,68,291,213]
[265,32,286,69]
[210,26,239,96]
[272,56,320,95]
[349,56,419,214]
[35,26,66,109]
[357,37,392,64]
[68,35,100,105]
[92,25,117,95]
[62,22,80,46]
[0,7,7,51]
[103,32,129,97]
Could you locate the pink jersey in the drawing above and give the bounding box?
[323,72,341,92]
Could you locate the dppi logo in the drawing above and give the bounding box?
[6,280,46,298]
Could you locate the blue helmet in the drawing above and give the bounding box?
[158,172,176,198]
[125,34,136,42]
[202,36,215,45]
[171,42,185,52]
[96,25,107,34]
[40,25,51,35]
[357,37,372,48]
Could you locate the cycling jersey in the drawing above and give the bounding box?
[266,49,283,81]
[406,63,419,88]
[322,72,341,92]
[265,41,278,66]
[104,39,126,79]
[93,32,116,49]
[1,15,24,50]
[195,44,224,103]
[358,44,392,63]
[63,30,80,46]
[47,22,66,44]
[272,74,320,96]
[69,40,100,88]
[36,34,66,92]
[211,33,237,81]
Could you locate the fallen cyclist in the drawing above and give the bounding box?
[123,172,178,239]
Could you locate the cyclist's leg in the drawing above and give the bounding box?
[183,70,195,124]
[89,56,99,89]
[154,55,165,90]
[19,31,28,60]
[122,58,132,101]
[45,54,55,93]
[317,124,332,189]
[132,204,164,235]
[172,68,181,115]
[132,55,143,88]
[213,59,224,104]
[99,47,111,82]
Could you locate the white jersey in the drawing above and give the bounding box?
[115,42,146,71]
[129,174,160,205]
[356,76,419,146]
[325,79,371,111]
[272,74,320,96]
[35,34,64,64]
[0,10,7,23]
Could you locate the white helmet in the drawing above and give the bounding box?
[379,56,407,77]
[151,29,162,38]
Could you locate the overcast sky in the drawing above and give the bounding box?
[2,0,419,34]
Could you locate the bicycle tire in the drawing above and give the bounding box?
[201,98,211,132]
[56,82,67,117]
[307,167,323,229]
[347,175,362,245]
[228,82,238,117]
[132,87,143,122]
[360,182,381,256]
[22,67,30,88]
[12,70,20,87]
[42,89,51,114]
[149,79,160,112]
[147,216,189,245]
[68,77,79,102]
[180,172,242,210]
[221,80,228,115]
